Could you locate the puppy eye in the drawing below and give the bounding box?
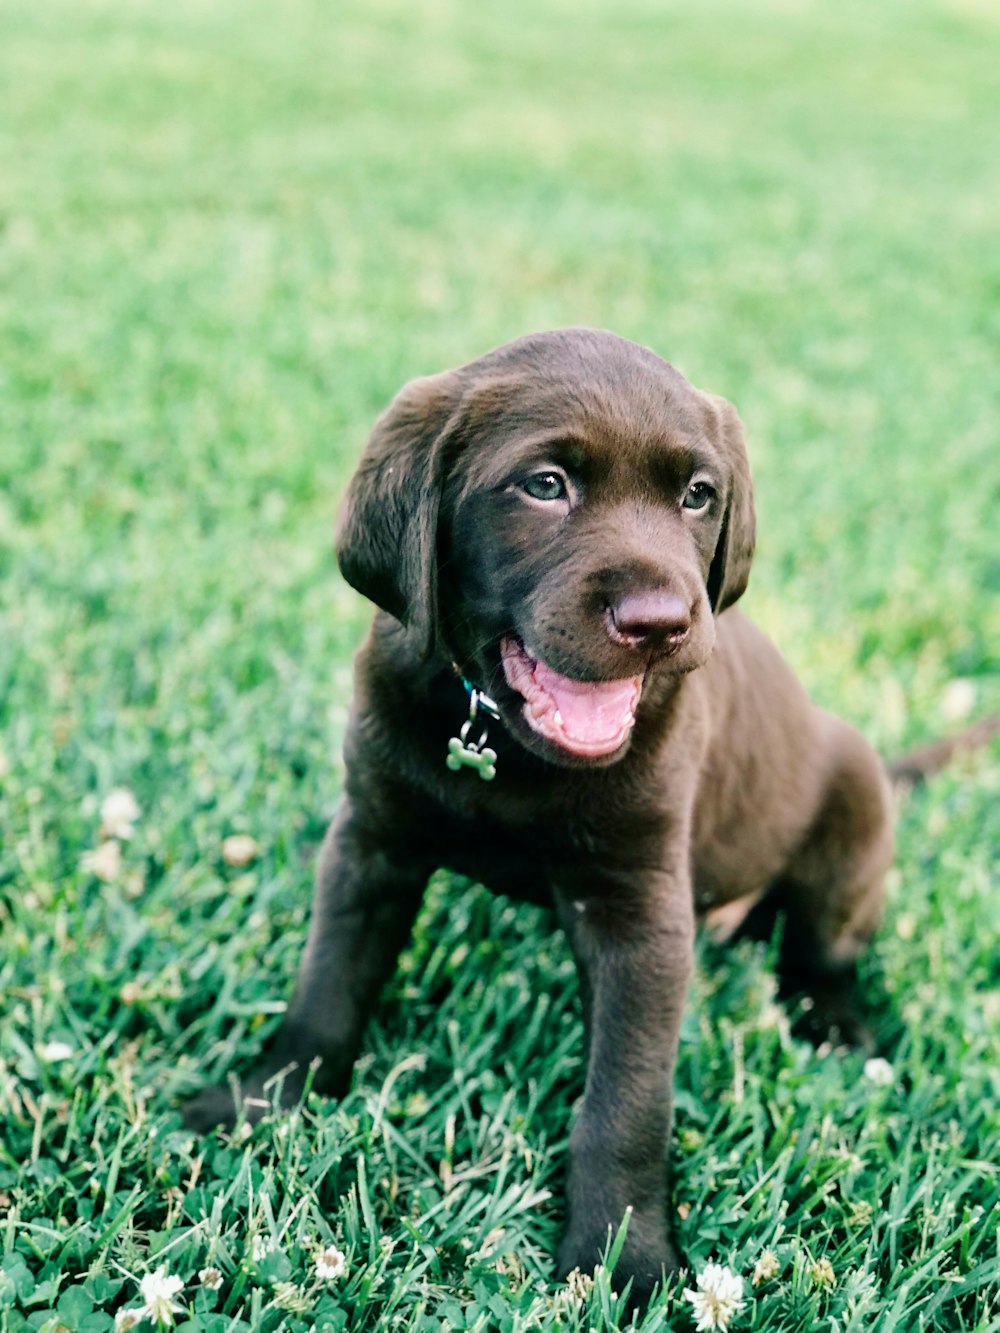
[522,471,569,502]
[682,481,715,511]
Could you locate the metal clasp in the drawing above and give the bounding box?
[446,684,500,781]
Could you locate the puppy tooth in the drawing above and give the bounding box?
[553,710,563,726]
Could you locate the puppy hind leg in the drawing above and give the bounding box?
[768,722,894,1048]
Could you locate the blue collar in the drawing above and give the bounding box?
[458,673,500,721]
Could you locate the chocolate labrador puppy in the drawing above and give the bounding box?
[185,328,897,1303]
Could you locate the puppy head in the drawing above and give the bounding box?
[337,329,756,764]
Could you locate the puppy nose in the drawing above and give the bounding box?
[607,591,691,650]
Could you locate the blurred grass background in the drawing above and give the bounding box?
[1,0,998,1328]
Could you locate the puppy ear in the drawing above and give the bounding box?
[706,397,756,612]
[336,371,463,659]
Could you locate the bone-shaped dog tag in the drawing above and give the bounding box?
[446,735,497,781]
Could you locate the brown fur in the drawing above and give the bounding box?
[185,329,911,1304]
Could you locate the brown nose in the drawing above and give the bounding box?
[607,591,691,651]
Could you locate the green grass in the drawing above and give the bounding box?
[1,0,999,1327]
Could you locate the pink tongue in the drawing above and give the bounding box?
[501,636,641,756]
[533,661,637,742]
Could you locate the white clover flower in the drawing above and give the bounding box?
[863,1057,894,1087]
[894,913,917,941]
[198,1266,223,1290]
[848,1200,874,1227]
[139,1266,184,1324]
[315,1243,348,1281]
[683,1262,744,1332]
[115,1311,145,1332]
[81,839,122,882]
[809,1257,836,1289]
[562,1267,594,1303]
[40,1041,74,1063]
[941,677,976,722]
[272,1281,313,1314]
[222,834,259,867]
[101,788,141,840]
[251,1235,278,1264]
[752,1249,780,1287]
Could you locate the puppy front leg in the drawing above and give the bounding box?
[555,873,694,1309]
[183,800,431,1131]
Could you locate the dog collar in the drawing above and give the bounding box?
[446,667,500,781]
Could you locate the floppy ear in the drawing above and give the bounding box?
[705,396,756,612]
[335,371,463,659]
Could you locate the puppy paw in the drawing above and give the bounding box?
[180,1080,271,1134]
[791,980,874,1051]
[557,1229,680,1311]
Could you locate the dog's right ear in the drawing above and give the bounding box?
[336,371,463,659]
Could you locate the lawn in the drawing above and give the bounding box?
[1,0,998,1328]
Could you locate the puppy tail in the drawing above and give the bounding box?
[886,715,1000,788]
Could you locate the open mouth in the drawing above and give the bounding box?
[500,635,642,758]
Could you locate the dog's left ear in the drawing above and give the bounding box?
[705,396,756,612]
[336,370,464,659]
